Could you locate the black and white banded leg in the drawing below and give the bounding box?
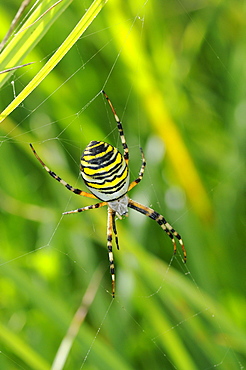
[128,198,187,262]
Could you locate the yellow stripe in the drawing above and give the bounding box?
[89,142,102,147]
[83,145,113,161]
[82,141,104,156]
[86,166,128,189]
[82,152,123,175]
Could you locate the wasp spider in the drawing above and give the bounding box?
[30,91,186,297]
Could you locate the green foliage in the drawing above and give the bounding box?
[0,0,245,369]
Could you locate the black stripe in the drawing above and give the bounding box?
[85,175,127,193]
[86,161,127,181]
[85,141,107,155]
[84,167,127,186]
[81,151,120,171]
[87,140,101,147]
[128,202,148,215]
[84,148,116,165]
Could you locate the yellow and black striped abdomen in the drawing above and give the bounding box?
[80,141,129,202]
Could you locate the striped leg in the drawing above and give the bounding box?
[112,211,120,250]
[107,207,116,298]
[102,90,129,164]
[30,144,97,199]
[128,148,146,192]
[62,202,107,215]
[128,199,187,262]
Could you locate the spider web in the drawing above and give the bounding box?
[0,0,245,369]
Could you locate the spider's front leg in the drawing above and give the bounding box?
[30,143,97,199]
[102,90,129,164]
[128,147,146,192]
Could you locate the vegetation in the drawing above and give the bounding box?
[0,0,245,369]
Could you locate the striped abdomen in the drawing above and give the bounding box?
[80,141,129,201]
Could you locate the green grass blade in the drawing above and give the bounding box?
[0,0,73,88]
[0,322,50,370]
[0,0,108,124]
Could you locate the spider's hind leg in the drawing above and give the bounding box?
[62,202,107,215]
[128,199,187,263]
[164,222,186,260]
[107,208,117,298]
[112,211,120,250]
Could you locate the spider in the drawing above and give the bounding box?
[30,90,186,298]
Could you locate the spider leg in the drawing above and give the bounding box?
[30,144,97,199]
[112,211,120,250]
[102,90,129,165]
[107,207,116,298]
[128,147,146,192]
[62,202,107,215]
[128,198,187,262]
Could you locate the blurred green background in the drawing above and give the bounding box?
[0,0,245,369]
